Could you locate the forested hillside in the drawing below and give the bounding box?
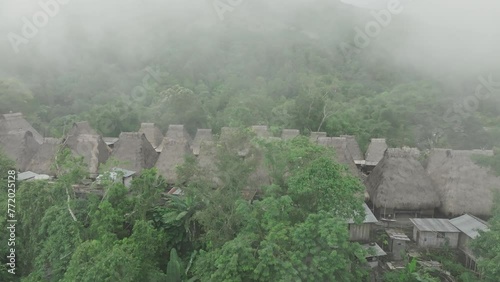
[1,0,499,151]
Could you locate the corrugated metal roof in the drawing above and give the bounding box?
[348,203,378,224]
[450,214,489,239]
[362,243,387,257]
[18,171,38,181]
[410,218,460,233]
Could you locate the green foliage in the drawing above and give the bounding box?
[166,248,184,282]
[472,148,500,176]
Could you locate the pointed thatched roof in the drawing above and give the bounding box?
[365,148,440,210]
[0,130,40,171]
[0,113,43,144]
[138,123,164,150]
[192,129,213,156]
[251,125,270,138]
[309,132,327,143]
[317,137,360,178]
[65,134,110,176]
[110,132,158,172]
[426,149,500,217]
[26,137,61,175]
[281,129,300,140]
[365,138,388,166]
[341,135,364,164]
[68,121,98,136]
[197,137,220,186]
[220,127,250,157]
[155,125,192,184]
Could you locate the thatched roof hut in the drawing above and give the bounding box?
[192,129,214,156]
[138,123,164,150]
[110,132,158,172]
[426,149,500,217]
[365,148,440,211]
[309,132,327,143]
[65,134,110,176]
[341,135,364,164]
[68,121,98,136]
[155,125,192,184]
[0,131,40,171]
[251,125,270,138]
[197,137,220,186]
[0,113,43,144]
[26,137,61,175]
[317,137,360,178]
[220,127,250,157]
[281,129,300,140]
[365,138,388,166]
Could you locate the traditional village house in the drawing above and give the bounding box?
[155,125,192,184]
[26,137,61,175]
[449,214,490,272]
[385,229,411,261]
[410,218,460,248]
[0,131,40,172]
[348,203,378,242]
[138,123,164,152]
[281,129,299,140]
[365,148,440,222]
[341,135,365,166]
[220,127,250,157]
[110,132,158,172]
[251,125,270,138]
[309,131,327,143]
[317,137,360,178]
[0,112,44,144]
[68,121,98,136]
[426,149,500,217]
[102,137,119,149]
[65,134,111,178]
[364,138,388,173]
[191,129,214,156]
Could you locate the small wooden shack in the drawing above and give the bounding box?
[385,229,411,261]
[348,203,378,242]
[410,218,460,248]
[449,214,489,272]
[362,243,387,268]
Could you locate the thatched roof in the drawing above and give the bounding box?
[426,149,500,217]
[365,138,388,166]
[0,113,43,143]
[68,121,98,136]
[155,125,192,184]
[220,127,250,157]
[26,137,61,175]
[197,138,220,186]
[65,134,110,176]
[341,135,364,163]
[110,132,158,172]
[281,129,300,140]
[251,125,270,138]
[192,129,213,156]
[365,148,440,210]
[0,131,40,171]
[309,132,327,143]
[138,123,163,149]
[317,137,360,178]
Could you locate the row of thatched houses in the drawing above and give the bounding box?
[1,113,499,219]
